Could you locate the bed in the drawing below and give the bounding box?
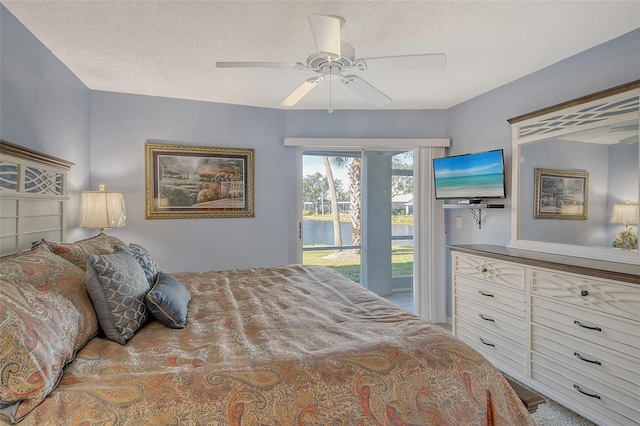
[0,142,533,425]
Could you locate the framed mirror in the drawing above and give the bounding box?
[508,81,639,265]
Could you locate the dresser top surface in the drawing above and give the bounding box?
[449,245,640,285]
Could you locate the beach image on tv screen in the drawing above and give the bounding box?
[434,150,504,199]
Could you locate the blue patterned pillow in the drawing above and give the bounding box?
[85,252,150,345]
[146,272,191,329]
[115,243,159,286]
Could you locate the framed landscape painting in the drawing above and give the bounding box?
[534,168,588,220]
[145,143,254,219]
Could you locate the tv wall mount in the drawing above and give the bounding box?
[442,201,505,229]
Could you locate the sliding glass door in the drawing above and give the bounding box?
[300,149,415,311]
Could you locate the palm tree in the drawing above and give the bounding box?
[319,152,412,256]
[347,158,361,249]
[321,156,342,251]
[325,156,361,250]
[325,152,412,253]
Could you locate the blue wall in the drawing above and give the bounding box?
[89,91,295,271]
[608,142,640,243]
[1,4,638,309]
[285,109,447,138]
[519,139,609,246]
[446,29,640,248]
[86,95,448,272]
[0,6,91,241]
[0,5,448,272]
[444,28,639,314]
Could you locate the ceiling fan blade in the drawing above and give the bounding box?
[307,14,341,59]
[356,54,446,72]
[340,75,392,108]
[216,61,300,69]
[279,77,323,107]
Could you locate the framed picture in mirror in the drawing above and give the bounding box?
[534,168,588,220]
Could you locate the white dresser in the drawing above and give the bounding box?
[450,245,640,426]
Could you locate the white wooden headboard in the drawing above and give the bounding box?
[0,140,73,258]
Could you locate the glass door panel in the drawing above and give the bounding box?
[301,151,362,283]
[300,149,415,313]
[390,151,414,312]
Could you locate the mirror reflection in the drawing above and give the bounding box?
[518,120,639,251]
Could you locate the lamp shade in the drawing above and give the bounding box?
[80,187,126,230]
[610,202,638,226]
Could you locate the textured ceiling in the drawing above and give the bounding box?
[2,1,639,110]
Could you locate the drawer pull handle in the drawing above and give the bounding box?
[573,384,601,399]
[479,338,495,347]
[478,291,494,298]
[479,314,495,322]
[574,352,602,365]
[481,267,488,273]
[580,290,589,296]
[573,320,602,332]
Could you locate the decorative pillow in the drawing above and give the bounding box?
[0,245,99,422]
[115,243,159,285]
[44,232,128,271]
[30,239,52,251]
[85,252,150,345]
[146,272,191,328]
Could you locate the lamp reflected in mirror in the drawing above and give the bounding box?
[80,184,126,234]
[611,201,638,250]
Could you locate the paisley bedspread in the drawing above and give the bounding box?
[14,265,533,425]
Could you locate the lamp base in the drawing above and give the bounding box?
[613,226,638,250]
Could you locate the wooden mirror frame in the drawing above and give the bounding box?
[507,80,640,265]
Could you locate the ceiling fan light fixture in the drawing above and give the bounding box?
[321,64,340,80]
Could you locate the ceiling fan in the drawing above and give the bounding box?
[215,14,446,110]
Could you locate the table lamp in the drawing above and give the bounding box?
[80,184,126,233]
[611,201,638,250]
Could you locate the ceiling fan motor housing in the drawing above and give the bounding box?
[307,41,356,73]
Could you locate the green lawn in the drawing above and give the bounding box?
[303,245,413,283]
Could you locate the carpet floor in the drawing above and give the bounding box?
[530,397,596,425]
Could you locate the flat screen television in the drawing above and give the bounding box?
[433,149,506,201]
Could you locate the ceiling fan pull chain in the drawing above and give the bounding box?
[328,66,334,113]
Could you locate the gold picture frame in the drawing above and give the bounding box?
[145,143,254,219]
[534,168,588,220]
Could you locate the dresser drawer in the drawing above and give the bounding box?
[532,323,639,397]
[456,297,526,346]
[455,317,526,374]
[531,296,639,358]
[453,253,525,291]
[532,352,639,426]
[454,275,525,319]
[531,268,640,321]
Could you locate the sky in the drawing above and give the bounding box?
[303,155,351,186]
[303,151,414,186]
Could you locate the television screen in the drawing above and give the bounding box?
[433,149,506,200]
